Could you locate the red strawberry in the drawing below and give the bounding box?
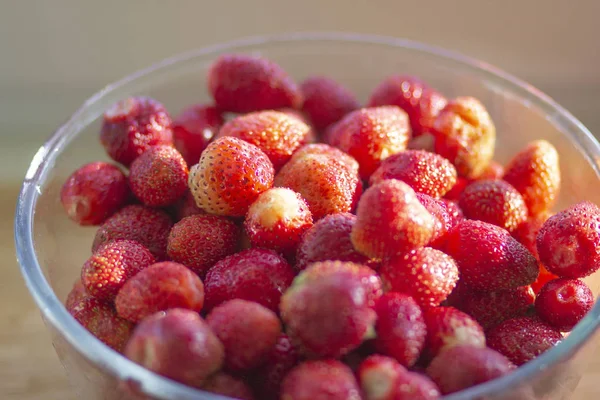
[100,96,173,166]
[374,293,427,367]
[208,54,302,113]
[167,214,240,277]
[432,97,496,179]
[358,355,405,400]
[443,177,469,201]
[486,316,563,366]
[300,76,360,131]
[424,307,486,358]
[244,187,313,255]
[535,278,593,332]
[444,220,539,290]
[503,140,560,216]
[115,261,204,323]
[207,299,281,371]
[67,297,133,353]
[426,345,514,394]
[370,150,457,198]
[252,334,299,400]
[172,104,223,166]
[328,106,411,179]
[274,144,362,220]
[129,145,189,207]
[536,201,600,278]
[202,373,254,400]
[281,360,362,400]
[124,308,224,387]
[280,263,378,358]
[393,372,441,400]
[60,162,129,226]
[295,213,376,272]
[531,264,559,294]
[204,248,295,312]
[81,239,155,302]
[512,211,552,259]
[459,179,528,232]
[188,136,274,217]
[380,247,459,309]
[170,190,206,222]
[218,110,312,170]
[478,160,505,180]
[415,193,462,250]
[459,286,536,330]
[351,180,436,259]
[65,278,89,310]
[367,75,447,136]
[92,204,173,260]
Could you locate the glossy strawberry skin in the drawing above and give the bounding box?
[300,76,360,131]
[535,278,593,332]
[172,104,223,166]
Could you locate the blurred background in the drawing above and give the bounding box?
[2,0,599,398]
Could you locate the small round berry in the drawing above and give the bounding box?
[245,188,313,255]
[60,162,129,226]
[208,54,302,113]
[67,297,133,353]
[537,201,600,278]
[374,293,426,367]
[357,355,406,400]
[81,239,155,302]
[207,299,281,371]
[172,104,223,165]
[129,145,189,207]
[424,307,486,358]
[459,179,528,232]
[535,278,593,332]
[281,360,362,400]
[188,136,275,217]
[167,214,240,277]
[300,76,360,131]
[124,309,224,387]
[204,248,295,312]
[100,96,173,166]
[92,205,173,260]
[380,247,459,308]
[115,262,204,323]
[486,316,563,366]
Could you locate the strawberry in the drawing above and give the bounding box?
[512,211,552,259]
[536,201,600,278]
[358,355,405,400]
[65,278,89,310]
[432,97,496,179]
[172,104,223,166]
[92,204,173,260]
[188,136,275,217]
[478,161,505,180]
[367,75,447,136]
[444,220,539,290]
[207,299,281,371]
[486,316,563,366]
[459,286,536,330]
[380,247,459,309]
[81,239,155,302]
[459,179,528,232]
[274,144,362,219]
[503,140,560,216]
[531,264,559,294]
[217,110,312,170]
[443,177,469,201]
[300,76,360,131]
[252,334,299,400]
[423,307,486,358]
[535,278,593,332]
[426,345,514,394]
[100,96,173,166]
[167,214,240,276]
[115,261,204,323]
[374,293,426,367]
[244,187,313,255]
[295,213,376,272]
[202,373,255,400]
[416,194,463,250]
[170,190,206,221]
[124,308,223,387]
[328,106,411,179]
[204,248,295,312]
[129,145,189,207]
[208,54,302,112]
[60,162,129,226]
[351,179,436,259]
[370,150,457,198]
[281,360,362,400]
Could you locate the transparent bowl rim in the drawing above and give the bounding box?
[14,32,600,399]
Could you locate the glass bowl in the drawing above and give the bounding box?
[14,32,600,400]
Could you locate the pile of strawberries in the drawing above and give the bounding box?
[61,53,598,400]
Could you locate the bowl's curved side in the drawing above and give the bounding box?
[14,32,600,400]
